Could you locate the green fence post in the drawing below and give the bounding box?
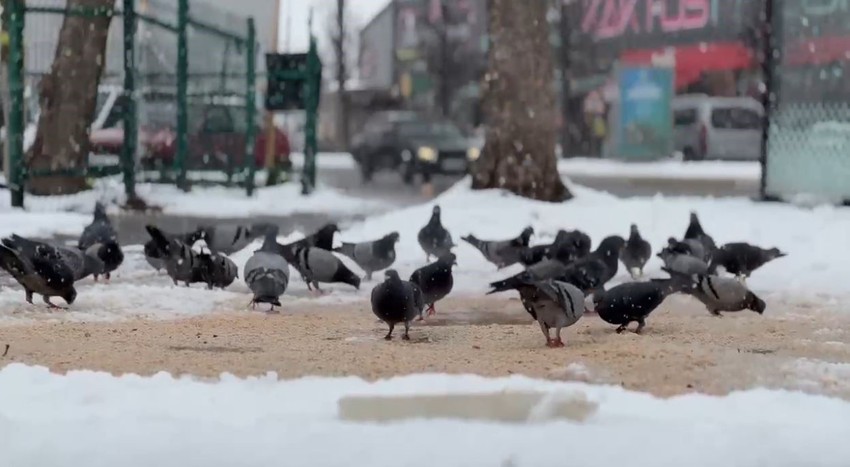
[121,0,138,200]
[244,18,257,196]
[174,0,189,189]
[301,34,319,195]
[6,0,25,208]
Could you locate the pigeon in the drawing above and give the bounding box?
[145,225,207,287]
[417,205,455,261]
[0,236,77,308]
[287,245,361,292]
[683,212,717,260]
[547,229,592,263]
[334,231,400,280]
[657,248,709,276]
[279,223,340,256]
[244,228,291,312]
[497,272,586,347]
[709,243,787,282]
[144,227,205,272]
[3,235,105,283]
[198,222,275,256]
[620,224,652,279]
[666,268,766,316]
[461,226,533,269]
[487,256,571,294]
[409,252,456,317]
[556,235,626,297]
[593,277,691,334]
[518,244,551,267]
[663,237,708,262]
[197,250,238,290]
[77,202,123,280]
[371,269,426,340]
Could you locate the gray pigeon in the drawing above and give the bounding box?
[199,222,275,256]
[621,224,652,279]
[461,226,533,269]
[144,227,205,272]
[281,223,339,254]
[417,205,454,261]
[244,228,290,312]
[593,277,691,334]
[334,231,400,280]
[664,237,708,263]
[197,250,238,290]
[370,269,426,340]
[77,202,123,280]
[409,252,456,317]
[0,235,77,308]
[487,257,571,294]
[145,225,207,287]
[683,212,717,261]
[668,269,766,316]
[287,245,361,293]
[709,242,787,283]
[657,248,709,276]
[4,235,104,282]
[547,229,593,263]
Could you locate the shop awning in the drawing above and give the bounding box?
[621,42,755,90]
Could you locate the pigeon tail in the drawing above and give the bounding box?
[334,242,356,258]
[333,264,362,290]
[487,272,532,294]
[460,235,486,251]
[145,225,171,252]
[0,244,26,276]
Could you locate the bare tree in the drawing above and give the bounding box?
[328,0,351,149]
[471,0,570,201]
[27,0,113,195]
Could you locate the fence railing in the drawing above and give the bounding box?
[4,0,259,208]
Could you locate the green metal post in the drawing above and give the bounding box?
[301,33,319,195]
[6,0,25,207]
[174,0,189,189]
[121,0,138,200]
[244,19,257,196]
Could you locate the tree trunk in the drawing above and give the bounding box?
[471,0,571,202]
[27,0,113,195]
[335,0,350,149]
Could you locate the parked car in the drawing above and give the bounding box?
[351,112,479,183]
[89,95,290,171]
[672,94,764,161]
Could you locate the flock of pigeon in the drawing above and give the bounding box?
[0,202,786,348]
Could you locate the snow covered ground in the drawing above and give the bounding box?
[1,364,849,467]
[0,175,848,322]
[0,175,388,220]
[557,157,760,181]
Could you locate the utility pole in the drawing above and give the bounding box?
[335,0,349,149]
[263,0,282,186]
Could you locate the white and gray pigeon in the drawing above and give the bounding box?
[77,202,123,280]
[620,224,652,279]
[0,235,78,308]
[244,228,290,311]
[5,235,104,283]
[417,205,455,261]
[668,268,766,316]
[199,222,275,256]
[657,248,709,276]
[334,231,400,280]
[461,226,533,269]
[144,227,205,272]
[370,269,426,340]
[145,225,207,287]
[287,244,361,293]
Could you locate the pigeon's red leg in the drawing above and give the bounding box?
[553,328,565,347]
[427,304,436,316]
[93,275,99,282]
[43,297,67,311]
[104,273,111,283]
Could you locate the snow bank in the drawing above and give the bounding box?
[290,151,357,170]
[1,364,848,467]
[558,157,760,181]
[340,179,850,300]
[0,176,388,219]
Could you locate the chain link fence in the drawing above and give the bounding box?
[3,0,261,207]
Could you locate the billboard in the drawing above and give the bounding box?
[615,66,674,160]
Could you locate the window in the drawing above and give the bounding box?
[673,109,697,126]
[711,108,761,130]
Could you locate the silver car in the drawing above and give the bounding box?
[672,95,764,161]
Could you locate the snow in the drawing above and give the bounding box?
[1,364,849,467]
[558,157,761,182]
[340,178,850,301]
[0,175,388,219]
[290,151,357,170]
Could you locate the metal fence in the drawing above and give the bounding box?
[4,0,258,207]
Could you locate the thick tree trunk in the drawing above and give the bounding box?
[471,0,571,202]
[27,0,113,195]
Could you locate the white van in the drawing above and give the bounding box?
[671,94,764,161]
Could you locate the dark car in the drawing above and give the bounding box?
[351,113,479,184]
